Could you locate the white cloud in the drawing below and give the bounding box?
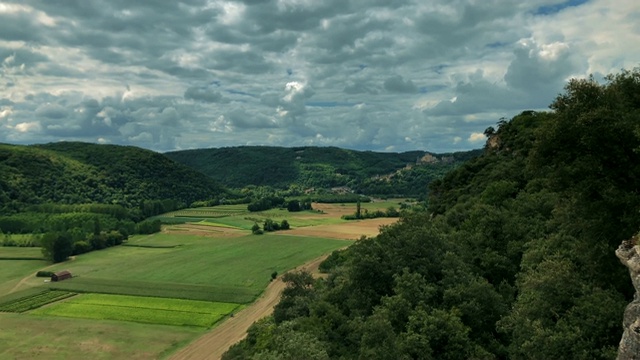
[14,121,41,133]
[0,0,637,153]
[468,132,486,143]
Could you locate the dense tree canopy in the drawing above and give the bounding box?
[224,68,640,360]
[166,145,478,196]
[0,142,226,215]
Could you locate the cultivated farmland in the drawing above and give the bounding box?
[0,290,76,313]
[31,293,241,327]
[0,201,399,359]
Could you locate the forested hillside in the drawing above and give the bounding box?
[165,146,479,196]
[0,142,226,215]
[223,69,640,359]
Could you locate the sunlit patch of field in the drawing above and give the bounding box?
[282,218,398,240]
[31,293,242,328]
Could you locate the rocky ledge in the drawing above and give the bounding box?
[616,238,640,359]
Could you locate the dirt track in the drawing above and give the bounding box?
[8,256,76,294]
[168,254,329,360]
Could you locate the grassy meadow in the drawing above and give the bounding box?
[0,313,202,360]
[0,201,397,359]
[43,233,347,302]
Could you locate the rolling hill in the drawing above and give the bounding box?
[0,142,226,214]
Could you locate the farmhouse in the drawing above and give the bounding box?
[51,270,72,282]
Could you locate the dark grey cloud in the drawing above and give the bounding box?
[384,75,418,94]
[184,86,226,103]
[0,0,636,153]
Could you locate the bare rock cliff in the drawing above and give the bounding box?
[616,239,640,359]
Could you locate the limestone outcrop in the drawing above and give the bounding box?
[616,238,640,359]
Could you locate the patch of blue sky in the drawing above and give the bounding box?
[534,0,588,15]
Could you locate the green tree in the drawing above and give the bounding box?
[41,232,73,263]
[252,223,263,235]
[279,220,290,230]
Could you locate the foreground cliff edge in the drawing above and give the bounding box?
[616,238,640,359]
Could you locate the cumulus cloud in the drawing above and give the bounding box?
[468,132,487,143]
[0,0,637,152]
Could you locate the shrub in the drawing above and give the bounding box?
[36,271,54,278]
[72,241,92,255]
[280,220,290,230]
[251,223,263,235]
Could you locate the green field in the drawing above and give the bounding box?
[0,258,49,295]
[0,290,76,313]
[43,233,347,302]
[0,313,201,359]
[31,293,240,327]
[0,246,44,260]
[0,201,387,359]
[49,277,255,303]
[158,204,345,230]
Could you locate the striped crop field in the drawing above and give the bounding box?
[166,205,250,219]
[30,293,242,328]
[0,290,76,313]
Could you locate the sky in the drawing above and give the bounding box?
[0,0,638,154]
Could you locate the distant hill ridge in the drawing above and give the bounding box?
[165,146,481,193]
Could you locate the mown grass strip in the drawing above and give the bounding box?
[48,277,256,304]
[31,293,241,327]
[0,290,76,313]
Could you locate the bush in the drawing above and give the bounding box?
[251,223,263,235]
[36,271,54,278]
[280,220,290,230]
[135,219,162,234]
[72,241,92,255]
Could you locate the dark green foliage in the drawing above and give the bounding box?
[279,220,290,230]
[251,223,262,235]
[224,68,640,360]
[166,146,478,195]
[36,271,54,278]
[72,241,92,255]
[0,142,225,215]
[341,206,400,220]
[318,249,348,273]
[135,219,162,234]
[248,197,285,212]
[40,232,73,263]
[273,271,315,324]
[286,199,315,212]
[262,219,280,232]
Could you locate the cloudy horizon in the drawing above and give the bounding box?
[0,0,638,153]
